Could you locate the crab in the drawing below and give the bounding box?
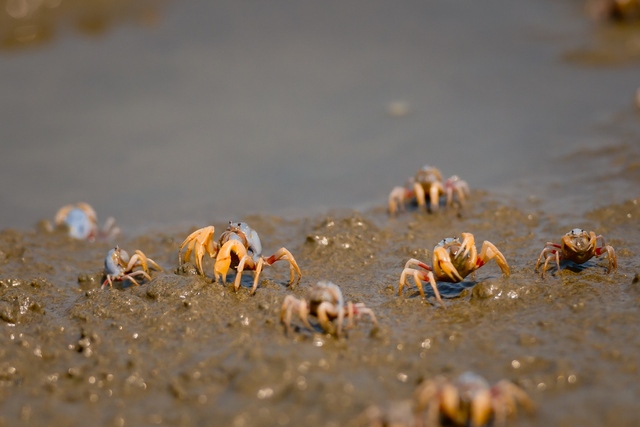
[389,165,469,216]
[398,232,510,307]
[588,0,640,21]
[102,246,162,289]
[178,222,302,295]
[413,372,534,427]
[535,228,617,278]
[280,280,378,337]
[54,202,119,241]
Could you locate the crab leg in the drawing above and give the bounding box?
[595,244,618,273]
[346,301,356,330]
[280,296,312,334]
[127,251,162,274]
[234,254,256,292]
[388,186,411,215]
[594,234,617,273]
[251,257,265,295]
[404,258,431,272]
[429,182,443,212]
[264,248,302,286]
[536,243,559,270]
[477,241,510,276]
[399,267,445,308]
[317,301,344,336]
[123,270,151,286]
[413,181,427,211]
[353,303,378,327]
[445,176,469,208]
[541,250,561,278]
[490,381,535,426]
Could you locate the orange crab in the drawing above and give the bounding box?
[414,372,534,427]
[398,232,510,307]
[388,165,469,215]
[178,222,301,294]
[535,228,617,278]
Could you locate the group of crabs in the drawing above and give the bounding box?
[51,165,618,427]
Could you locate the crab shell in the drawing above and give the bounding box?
[104,247,129,277]
[307,280,345,312]
[561,228,597,264]
[55,203,98,240]
[220,222,263,264]
[414,165,443,186]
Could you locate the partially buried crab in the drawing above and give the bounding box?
[102,246,162,289]
[388,165,469,216]
[535,228,617,278]
[413,372,534,427]
[281,280,378,337]
[399,232,510,307]
[54,202,119,241]
[179,222,302,294]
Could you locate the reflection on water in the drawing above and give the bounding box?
[1,0,162,50]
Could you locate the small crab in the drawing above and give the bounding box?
[54,202,119,241]
[413,372,534,427]
[535,228,617,278]
[588,0,640,21]
[281,280,378,337]
[178,222,302,294]
[399,232,510,307]
[102,246,162,289]
[389,165,469,215]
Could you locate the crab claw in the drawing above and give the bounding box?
[469,389,493,427]
[179,226,217,275]
[214,239,248,284]
[477,241,510,276]
[433,246,464,282]
[459,232,475,260]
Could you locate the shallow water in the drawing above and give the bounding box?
[0,1,640,426]
[1,0,639,230]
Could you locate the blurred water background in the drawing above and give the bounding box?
[1,0,639,231]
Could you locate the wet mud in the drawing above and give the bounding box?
[0,142,639,427]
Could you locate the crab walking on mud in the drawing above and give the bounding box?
[399,232,510,307]
[54,202,119,241]
[364,372,533,427]
[281,281,378,337]
[102,246,162,289]
[388,165,469,215]
[179,222,302,295]
[535,228,617,278]
[413,372,534,427]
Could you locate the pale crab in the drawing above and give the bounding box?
[280,280,378,337]
[54,202,119,241]
[178,222,302,295]
[413,372,534,427]
[102,246,162,289]
[388,165,469,216]
[398,232,510,307]
[535,228,617,278]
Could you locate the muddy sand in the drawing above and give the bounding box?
[0,138,638,427]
